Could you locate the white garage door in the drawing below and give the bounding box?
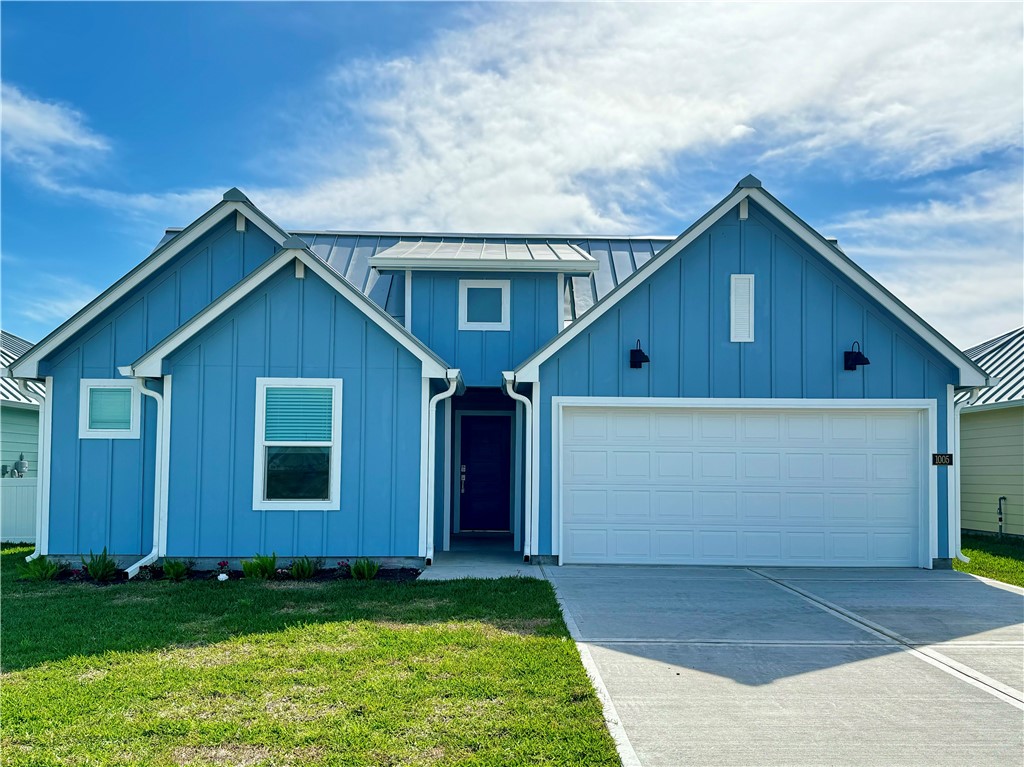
[560,406,925,566]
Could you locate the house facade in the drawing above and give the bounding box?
[7,177,993,574]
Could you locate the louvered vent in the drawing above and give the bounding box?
[730,274,755,343]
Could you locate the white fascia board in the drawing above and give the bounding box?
[9,199,289,379]
[514,188,749,381]
[962,399,1023,414]
[368,257,598,274]
[748,189,990,388]
[132,249,450,379]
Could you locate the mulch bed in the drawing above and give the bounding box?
[44,565,421,586]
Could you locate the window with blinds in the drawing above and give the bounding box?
[253,379,343,510]
[79,380,140,439]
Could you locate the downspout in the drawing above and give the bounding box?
[22,379,48,562]
[125,378,164,578]
[503,371,532,561]
[951,387,981,564]
[425,370,461,565]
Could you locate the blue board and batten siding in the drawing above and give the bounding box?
[43,218,279,556]
[411,271,558,387]
[536,202,958,556]
[164,264,424,559]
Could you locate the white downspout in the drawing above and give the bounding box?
[951,387,980,563]
[125,379,164,578]
[23,378,50,562]
[503,371,533,561]
[425,370,461,565]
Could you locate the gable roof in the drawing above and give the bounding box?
[957,326,1023,409]
[368,239,598,273]
[513,176,992,388]
[1,331,45,406]
[129,242,450,379]
[9,190,291,380]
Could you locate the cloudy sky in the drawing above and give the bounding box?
[2,2,1021,348]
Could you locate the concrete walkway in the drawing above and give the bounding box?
[418,542,540,580]
[545,566,1024,767]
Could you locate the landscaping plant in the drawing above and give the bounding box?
[350,558,380,581]
[161,559,191,582]
[17,555,67,582]
[81,548,119,582]
[241,552,277,579]
[289,556,322,580]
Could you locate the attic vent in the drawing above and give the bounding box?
[730,274,754,343]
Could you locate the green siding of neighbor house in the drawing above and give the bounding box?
[1,405,39,479]
[961,404,1024,536]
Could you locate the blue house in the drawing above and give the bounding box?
[8,177,993,575]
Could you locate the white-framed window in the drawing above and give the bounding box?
[253,378,343,511]
[79,379,141,439]
[458,279,510,331]
[730,274,755,343]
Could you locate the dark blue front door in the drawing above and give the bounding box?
[458,415,512,531]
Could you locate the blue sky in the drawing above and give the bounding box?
[2,2,1021,348]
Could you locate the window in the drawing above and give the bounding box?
[79,379,141,439]
[730,274,755,343]
[459,279,510,331]
[253,378,342,510]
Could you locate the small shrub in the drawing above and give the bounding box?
[82,548,119,582]
[18,555,68,582]
[350,558,380,581]
[289,556,322,580]
[242,552,277,579]
[161,559,191,582]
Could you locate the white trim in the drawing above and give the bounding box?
[158,376,172,556]
[531,379,541,558]
[513,401,523,552]
[946,384,956,561]
[730,273,755,343]
[236,210,246,232]
[404,270,413,331]
[453,410,515,533]
[738,197,749,220]
[78,378,142,439]
[132,249,449,378]
[442,398,453,552]
[962,399,1023,414]
[425,373,460,563]
[294,259,305,279]
[10,199,288,379]
[419,378,430,557]
[513,186,988,387]
[550,396,938,569]
[127,380,164,578]
[556,273,566,330]
[458,279,511,332]
[25,377,52,561]
[252,378,343,512]
[369,257,597,274]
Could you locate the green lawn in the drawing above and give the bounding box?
[0,546,619,767]
[955,533,1024,587]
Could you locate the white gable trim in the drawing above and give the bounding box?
[131,248,449,379]
[514,185,990,387]
[10,197,289,380]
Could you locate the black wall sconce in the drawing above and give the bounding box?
[844,341,870,371]
[630,339,650,369]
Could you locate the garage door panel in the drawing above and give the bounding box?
[561,406,923,566]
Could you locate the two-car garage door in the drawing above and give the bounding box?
[559,406,926,566]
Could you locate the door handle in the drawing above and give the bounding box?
[461,465,466,494]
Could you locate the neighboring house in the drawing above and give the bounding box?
[1,331,45,542]
[7,177,993,575]
[958,327,1023,537]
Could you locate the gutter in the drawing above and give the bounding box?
[425,370,462,564]
[23,377,51,563]
[124,376,165,578]
[951,387,981,563]
[502,371,533,561]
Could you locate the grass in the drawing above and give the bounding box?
[0,545,619,767]
[954,533,1024,587]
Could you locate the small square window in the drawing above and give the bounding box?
[459,279,510,331]
[79,379,141,439]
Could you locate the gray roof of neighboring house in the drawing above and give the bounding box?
[159,228,674,323]
[958,326,1024,407]
[0,331,45,406]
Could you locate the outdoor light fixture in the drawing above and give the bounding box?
[630,339,650,369]
[844,341,870,371]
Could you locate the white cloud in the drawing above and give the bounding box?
[825,170,1024,348]
[5,273,101,327]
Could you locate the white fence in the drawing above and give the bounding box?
[1,478,36,543]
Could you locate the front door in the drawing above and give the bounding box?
[457,414,512,532]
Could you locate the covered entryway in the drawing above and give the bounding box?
[556,402,931,566]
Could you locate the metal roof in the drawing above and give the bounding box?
[958,326,1024,407]
[1,331,45,405]
[158,229,674,323]
[368,239,598,272]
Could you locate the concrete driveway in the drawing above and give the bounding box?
[544,566,1024,767]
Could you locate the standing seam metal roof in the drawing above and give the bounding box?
[958,326,1024,407]
[1,331,45,405]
